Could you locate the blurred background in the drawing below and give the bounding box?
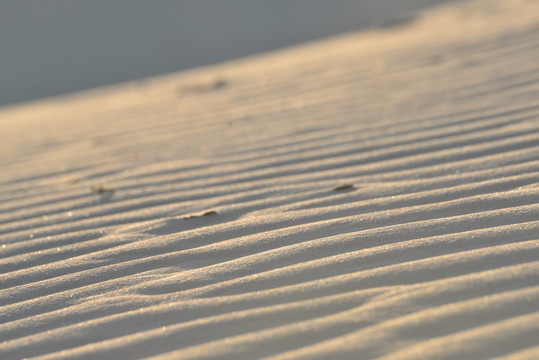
[0,0,452,107]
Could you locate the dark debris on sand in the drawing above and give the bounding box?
[91,185,115,195]
[333,184,355,191]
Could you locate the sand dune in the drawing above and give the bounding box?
[1,0,539,358]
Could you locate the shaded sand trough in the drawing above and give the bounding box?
[1,0,539,358]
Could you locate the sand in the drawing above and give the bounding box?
[1,0,538,358]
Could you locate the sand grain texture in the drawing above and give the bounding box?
[1,0,539,359]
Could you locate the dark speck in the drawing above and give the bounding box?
[333,184,354,191]
[179,79,228,94]
[212,79,227,89]
[91,185,115,195]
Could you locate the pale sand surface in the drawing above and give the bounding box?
[1,0,539,359]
